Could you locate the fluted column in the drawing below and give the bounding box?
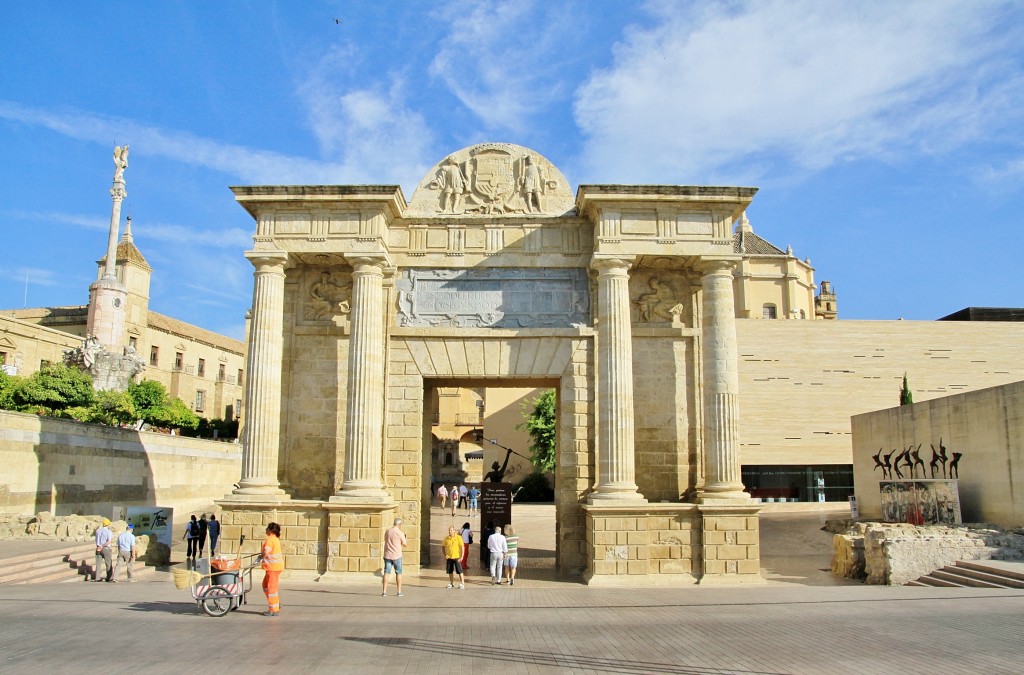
[234,251,288,497]
[337,254,391,500]
[699,259,748,502]
[589,256,645,503]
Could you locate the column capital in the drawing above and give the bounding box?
[698,257,740,276]
[245,250,289,273]
[590,255,635,275]
[345,251,393,274]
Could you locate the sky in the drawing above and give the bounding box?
[2,1,1023,341]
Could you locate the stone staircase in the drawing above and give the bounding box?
[0,542,158,584]
[908,560,1024,589]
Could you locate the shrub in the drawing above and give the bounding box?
[513,472,554,503]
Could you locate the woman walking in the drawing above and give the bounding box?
[459,522,473,570]
[261,522,284,617]
[503,524,519,585]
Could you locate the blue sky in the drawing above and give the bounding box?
[2,1,1023,341]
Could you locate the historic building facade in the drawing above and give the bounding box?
[218,143,763,584]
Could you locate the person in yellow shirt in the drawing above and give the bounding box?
[260,522,284,617]
[442,525,465,590]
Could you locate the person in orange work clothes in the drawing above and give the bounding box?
[261,522,284,617]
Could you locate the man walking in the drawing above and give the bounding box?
[183,515,199,563]
[208,514,221,557]
[382,517,407,597]
[487,525,508,584]
[112,524,137,582]
[458,484,468,511]
[93,518,113,582]
[442,526,465,590]
[437,484,448,510]
[468,485,480,516]
[198,514,209,558]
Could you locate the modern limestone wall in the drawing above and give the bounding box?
[737,320,1024,467]
[0,410,242,517]
[851,380,1024,528]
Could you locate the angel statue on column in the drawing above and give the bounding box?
[113,145,129,182]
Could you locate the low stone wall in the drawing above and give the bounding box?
[0,409,241,517]
[829,520,1024,585]
[0,512,171,565]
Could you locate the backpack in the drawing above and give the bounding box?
[188,521,199,537]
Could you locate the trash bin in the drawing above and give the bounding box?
[211,557,241,586]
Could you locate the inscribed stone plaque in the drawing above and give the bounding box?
[480,483,513,536]
[396,268,589,328]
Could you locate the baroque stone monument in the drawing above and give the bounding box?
[64,146,146,391]
[218,143,762,585]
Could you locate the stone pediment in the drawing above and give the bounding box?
[406,143,574,218]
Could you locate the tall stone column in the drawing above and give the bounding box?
[233,251,289,498]
[86,146,129,351]
[336,254,392,502]
[699,259,748,502]
[589,256,645,503]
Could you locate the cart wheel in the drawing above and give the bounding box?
[200,587,233,618]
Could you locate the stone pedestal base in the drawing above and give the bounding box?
[216,498,399,578]
[582,504,699,585]
[697,503,764,585]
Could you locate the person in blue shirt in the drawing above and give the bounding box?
[112,524,138,582]
[468,486,481,516]
[208,514,221,557]
[93,518,113,582]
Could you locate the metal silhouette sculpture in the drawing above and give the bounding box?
[949,451,963,479]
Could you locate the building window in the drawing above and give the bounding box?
[150,346,159,366]
[0,352,6,365]
[237,368,244,385]
[218,363,226,381]
[198,358,206,377]
[174,352,183,371]
[195,390,206,412]
[762,304,778,319]
[128,336,137,350]
[444,452,453,466]
[235,399,242,420]
[40,359,51,369]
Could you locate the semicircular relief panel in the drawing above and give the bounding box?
[406,143,575,218]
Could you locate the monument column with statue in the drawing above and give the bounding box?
[232,251,289,498]
[589,256,645,503]
[85,146,130,352]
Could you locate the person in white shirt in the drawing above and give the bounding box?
[437,484,448,510]
[112,524,138,582]
[487,526,508,584]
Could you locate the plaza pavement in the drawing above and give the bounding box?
[1,505,1022,674]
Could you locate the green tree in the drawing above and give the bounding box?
[0,371,21,410]
[80,390,138,426]
[13,364,94,413]
[516,389,557,473]
[899,372,914,406]
[128,379,200,431]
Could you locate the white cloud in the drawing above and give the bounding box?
[573,0,1024,183]
[0,266,60,288]
[0,100,341,184]
[428,0,571,133]
[297,46,435,196]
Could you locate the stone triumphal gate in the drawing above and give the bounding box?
[218,143,762,585]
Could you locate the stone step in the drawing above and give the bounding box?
[912,575,965,588]
[930,568,1010,589]
[0,544,95,584]
[955,561,1024,586]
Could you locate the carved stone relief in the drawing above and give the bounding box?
[303,269,352,323]
[406,143,575,217]
[631,273,687,325]
[396,268,589,328]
